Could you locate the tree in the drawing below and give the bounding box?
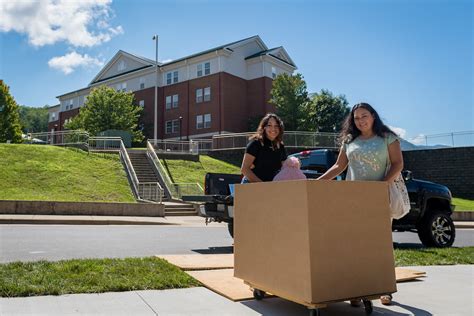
[304,89,350,132]
[269,73,310,131]
[66,85,144,142]
[19,105,49,133]
[0,81,23,143]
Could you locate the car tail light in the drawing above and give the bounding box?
[300,150,311,156]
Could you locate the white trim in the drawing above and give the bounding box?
[90,50,155,84]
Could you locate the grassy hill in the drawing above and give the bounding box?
[161,155,241,188]
[0,144,135,202]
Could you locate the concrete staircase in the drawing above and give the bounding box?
[127,151,161,183]
[164,202,198,216]
[127,150,197,216]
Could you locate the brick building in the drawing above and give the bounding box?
[49,35,296,139]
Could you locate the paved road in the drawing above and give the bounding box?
[0,225,472,263]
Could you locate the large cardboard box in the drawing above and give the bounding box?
[234,180,397,305]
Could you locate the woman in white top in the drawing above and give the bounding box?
[318,102,404,306]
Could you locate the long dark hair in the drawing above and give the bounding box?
[250,113,285,148]
[339,103,397,144]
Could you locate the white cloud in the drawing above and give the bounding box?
[48,51,104,74]
[388,125,407,139]
[0,0,123,47]
[410,134,427,145]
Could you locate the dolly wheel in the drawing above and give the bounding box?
[309,308,320,316]
[253,289,265,300]
[363,300,373,314]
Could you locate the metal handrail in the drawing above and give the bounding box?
[174,182,204,196]
[147,141,178,198]
[119,140,140,198]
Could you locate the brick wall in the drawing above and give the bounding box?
[403,147,474,199]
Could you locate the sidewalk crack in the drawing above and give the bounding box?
[135,291,159,315]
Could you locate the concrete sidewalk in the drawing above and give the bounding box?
[0,265,472,315]
[0,214,473,228]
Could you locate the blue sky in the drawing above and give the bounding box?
[1,0,472,143]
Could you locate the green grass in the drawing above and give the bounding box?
[0,257,200,297]
[0,144,135,202]
[452,197,474,211]
[394,247,474,266]
[161,155,241,187]
[1,248,472,297]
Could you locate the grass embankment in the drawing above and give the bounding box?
[0,144,135,202]
[1,247,473,297]
[452,197,474,211]
[161,155,241,187]
[394,247,474,266]
[0,257,199,297]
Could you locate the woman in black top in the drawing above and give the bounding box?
[240,113,287,182]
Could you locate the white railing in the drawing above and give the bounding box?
[88,136,122,151]
[174,182,204,196]
[26,130,89,146]
[211,131,339,150]
[150,139,200,154]
[147,141,179,199]
[409,131,474,148]
[121,140,163,203]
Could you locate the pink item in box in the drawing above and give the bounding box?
[273,157,307,181]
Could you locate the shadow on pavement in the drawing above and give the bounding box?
[192,246,234,254]
[389,301,433,315]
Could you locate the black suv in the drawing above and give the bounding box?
[291,149,456,248]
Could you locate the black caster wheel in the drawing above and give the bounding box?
[363,299,373,315]
[253,289,266,300]
[309,308,320,316]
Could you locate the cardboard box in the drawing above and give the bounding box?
[234,180,397,305]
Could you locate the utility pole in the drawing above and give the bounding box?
[152,35,159,145]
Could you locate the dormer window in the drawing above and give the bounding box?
[166,71,179,85]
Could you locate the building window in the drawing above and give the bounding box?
[197,114,211,129]
[116,82,126,92]
[173,71,178,83]
[166,73,172,85]
[172,119,180,133]
[165,120,172,134]
[197,62,210,77]
[271,66,277,79]
[166,96,172,110]
[139,77,145,90]
[51,113,56,121]
[204,87,211,102]
[196,88,203,103]
[172,94,179,108]
[204,114,211,128]
[196,115,203,129]
[139,100,145,107]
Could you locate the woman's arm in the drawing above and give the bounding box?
[383,140,404,182]
[241,153,262,182]
[317,149,349,180]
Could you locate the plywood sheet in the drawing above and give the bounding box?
[156,254,234,270]
[186,269,254,301]
[395,267,426,282]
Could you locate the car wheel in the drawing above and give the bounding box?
[417,211,455,248]
[227,220,234,239]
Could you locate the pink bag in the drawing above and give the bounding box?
[273,157,307,181]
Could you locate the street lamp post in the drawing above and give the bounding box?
[179,116,183,141]
[152,35,158,145]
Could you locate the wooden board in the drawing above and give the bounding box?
[156,254,234,270]
[395,267,427,282]
[186,269,255,301]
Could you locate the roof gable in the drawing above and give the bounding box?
[90,50,156,85]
